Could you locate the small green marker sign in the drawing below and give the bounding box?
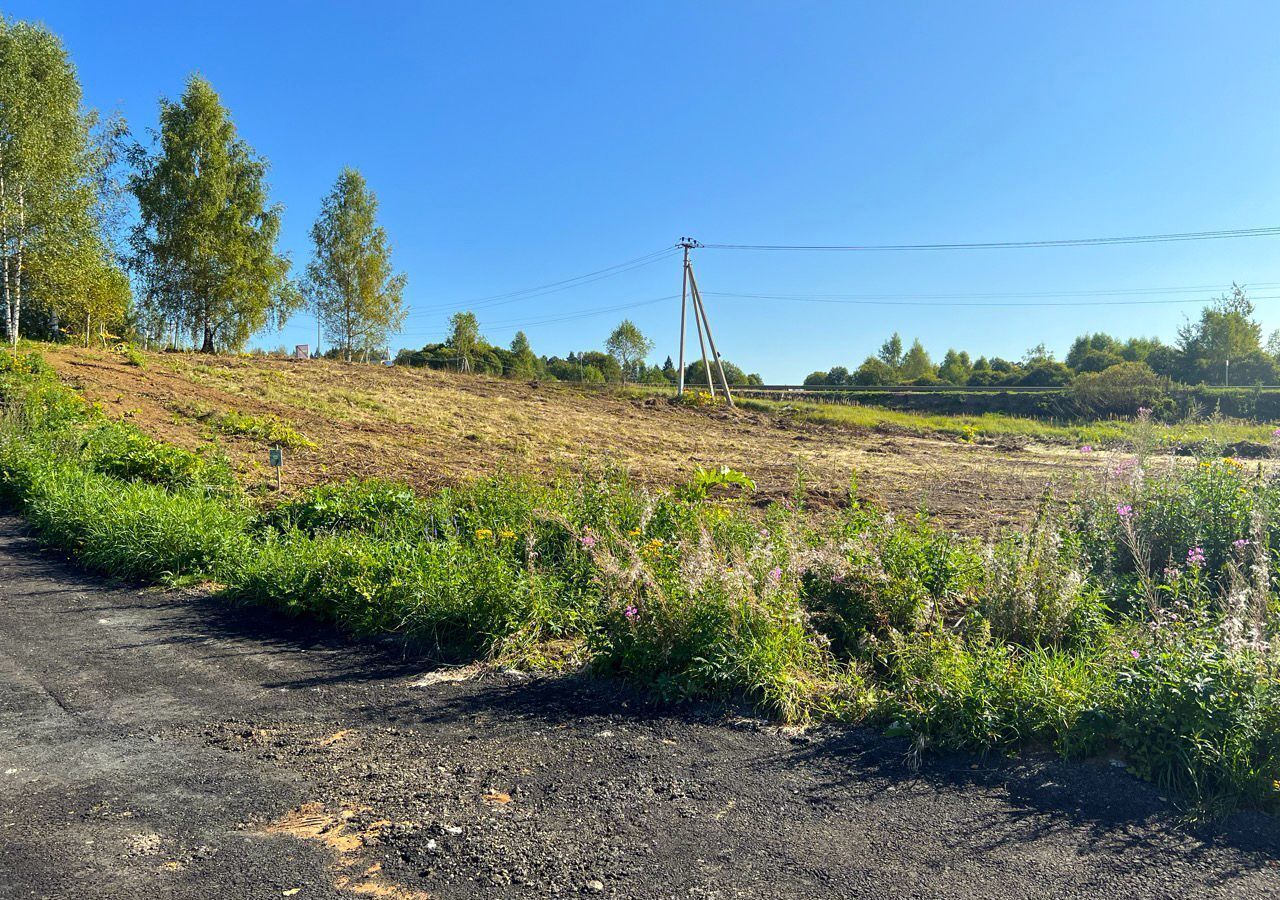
[269,446,283,468]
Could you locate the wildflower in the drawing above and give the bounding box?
[627,528,642,537]
[1130,649,1141,660]
[780,498,795,511]
[768,566,783,584]
[498,529,517,540]
[1233,538,1251,550]
[580,534,596,549]
[623,604,639,621]
[475,528,493,541]
[759,528,770,538]
[1163,565,1181,580]
[1186,546,1206,567]
[1079,445,1093,454]
[1272,427,1280,439]
[1116,503,1133,520]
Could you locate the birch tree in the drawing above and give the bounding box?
[130,75,298,352]
[0,19,125,346]
[304,168,406,361]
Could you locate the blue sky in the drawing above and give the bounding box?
[15,1,1280,380]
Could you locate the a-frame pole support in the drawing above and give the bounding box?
[686,265,734,407]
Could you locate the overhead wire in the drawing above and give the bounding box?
[703,226,1280,252]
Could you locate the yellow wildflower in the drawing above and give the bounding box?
[475,528,493,540]
[628,528,642,537]
[499,529,517,540]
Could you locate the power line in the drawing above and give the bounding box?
[703,226,1280,252]
[405,247,679,318]
[397,294,676,339]
[704,288,1280,308]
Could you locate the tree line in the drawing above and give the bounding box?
[804,286,1280,390]
[394,313,764,387]
[0,18,405,359]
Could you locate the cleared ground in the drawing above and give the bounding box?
[44,347,1109,530]
[3,518,1279,899]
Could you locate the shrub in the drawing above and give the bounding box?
[803,509,979,655]
[1104,633,1280,813]
[975,514,1103,648]
[1071,362,1167,418]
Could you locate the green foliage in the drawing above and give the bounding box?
[679,465,756,502]
[130,74,298,352]
[267,477,422,535]
[81,420,235,493]
[305,168,407,361]
[881,631,1111,756]
[5,354,1280,811]
[1104,635,1280,813]
[974,512,1103,648]
[213,409,314,449]
[1071,362,1167,418]
[605,319,654,383]
[0,18,129,346]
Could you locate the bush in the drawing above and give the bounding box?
[1071,362,1167,418]
[975,514,1103,648]
[1104,634,1280,812]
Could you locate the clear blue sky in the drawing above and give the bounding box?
[14,1,1280,380]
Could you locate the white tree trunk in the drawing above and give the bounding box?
[1,167,8,346]
[11,184,22,348]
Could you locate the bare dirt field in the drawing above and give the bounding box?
[44,347,1106,530]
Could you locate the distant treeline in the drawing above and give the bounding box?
[392,312,763,387]
[806,286,1278,391]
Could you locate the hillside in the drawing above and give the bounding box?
[44,346,1100,529]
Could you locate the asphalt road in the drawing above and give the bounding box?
[1,515,1278,899]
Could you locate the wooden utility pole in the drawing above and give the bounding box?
[677,238,697,396]
[674,238,734,406]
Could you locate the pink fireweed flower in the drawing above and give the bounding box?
[580,534,597,549]
[768,566,783,584]
[1116,504,1134,520]
[1186,546,1206,567]
[623,604,639,620]
[1272,427,1280,439]
[1233,538,1251,550]
[1130,649,1141,660]
[1163,565,1181,580]
[1079,445,1094,454]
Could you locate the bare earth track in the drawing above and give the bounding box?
[43,347,1105,530]
[2,518,1279,899]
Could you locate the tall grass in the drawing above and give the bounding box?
[4,348,1280,814]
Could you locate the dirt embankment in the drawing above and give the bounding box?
[44,346,1105,530]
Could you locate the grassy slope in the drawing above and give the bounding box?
[43,345,1115,530]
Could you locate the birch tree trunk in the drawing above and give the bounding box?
[12,184,23,348]
[1,166,9,346]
